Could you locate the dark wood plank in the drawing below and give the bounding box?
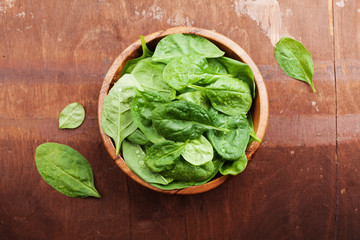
[334,0,360,238]
[0,0,338,239]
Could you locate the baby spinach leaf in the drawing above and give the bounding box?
[152,33,224,64]
[207,109,250,160]
[122,140,173,185]
[151,158,224,190]
[152,100,229,142]
[207,58,228,74]
[122,35,153,75]
[219,154,247,175]
[131,57,176,99]
[35,143,100,198]
[190,76,252,116]
[247,113,261,144]
[274,37,316,92]
[131,90,170,144]
[163,56,230,91]
[144,140,187,173]
[126,129,151,145]
[58,102,85,129]
[161,157,214,182]
[217,57,255,98]
[177,91,210,110]
[181,135,213,166]
[101,74,143,155]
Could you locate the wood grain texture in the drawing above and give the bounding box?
[333,0,360,239]
[0,0,351,239]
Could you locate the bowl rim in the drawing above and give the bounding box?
[98,26,269,195]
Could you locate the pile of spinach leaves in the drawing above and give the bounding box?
[101,34,260,190]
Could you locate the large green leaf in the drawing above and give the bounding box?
[35,143,100,198]
[101,74,143,154]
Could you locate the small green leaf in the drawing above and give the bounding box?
[219,154,247,175]
[58,102,85,129]
[177,91,210,110]
[181,135,213,166]
[275,37,316,92]
[35,143,100,198]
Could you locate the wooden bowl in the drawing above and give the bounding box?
[98,27,269,195]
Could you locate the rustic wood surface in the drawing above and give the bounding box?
[0,0,358,239]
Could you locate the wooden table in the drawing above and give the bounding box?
[1,1,359,239]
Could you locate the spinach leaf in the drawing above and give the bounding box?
[161,157,214,182]
[58,102,85,129]
[207,58,228,74]
[190,76,252,116]
[151,158,224,190]
[144,140,187,173]
[126,129,151,145]
[122,140,173,185]
[274,37,316,92]
[247,113,261,144]
[35,143,100,198]
[219,154,247,175]
[217,57,255,98]
[152,100,229,142]
[101,74,143,154]
[177,91,210,109]
[122,35,153,75]
[152,33,224,64]
[163,56,230,91]
[132,57,176,99]
[131,90,170,143]
[207,109,250,160]
[181,135,213,166]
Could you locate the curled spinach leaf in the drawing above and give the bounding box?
[181,135,213,166]
[151,158,224,190]
[274,37,315,92]
[247,113,261,144]
[217,57,255,98]
[177,91,210,110]
[190,76,252,116]
[152,33,224,63]
[144,140,187,173]
[35,143,100,198]
[122,35,153,75]
[101,74,143,154]
[207,109,250,161]
[122,140,173,185]
[161,157,214,182]
[219,154,247,175]
[58,102,85,129]
[132,57,176,99]
[131,90,170,144]
[152,100,229,142]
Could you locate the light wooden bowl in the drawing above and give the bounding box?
[98,27,269,195]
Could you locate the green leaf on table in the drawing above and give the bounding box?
[58,102,85,129]
[152,33,225,64]
[189,76,252,116]
[152,100,229,142]
[122,140,173,185]
[181,135,214,166]
[101,74,143,154]
[35,143,100,198]
[274,37,316,92]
